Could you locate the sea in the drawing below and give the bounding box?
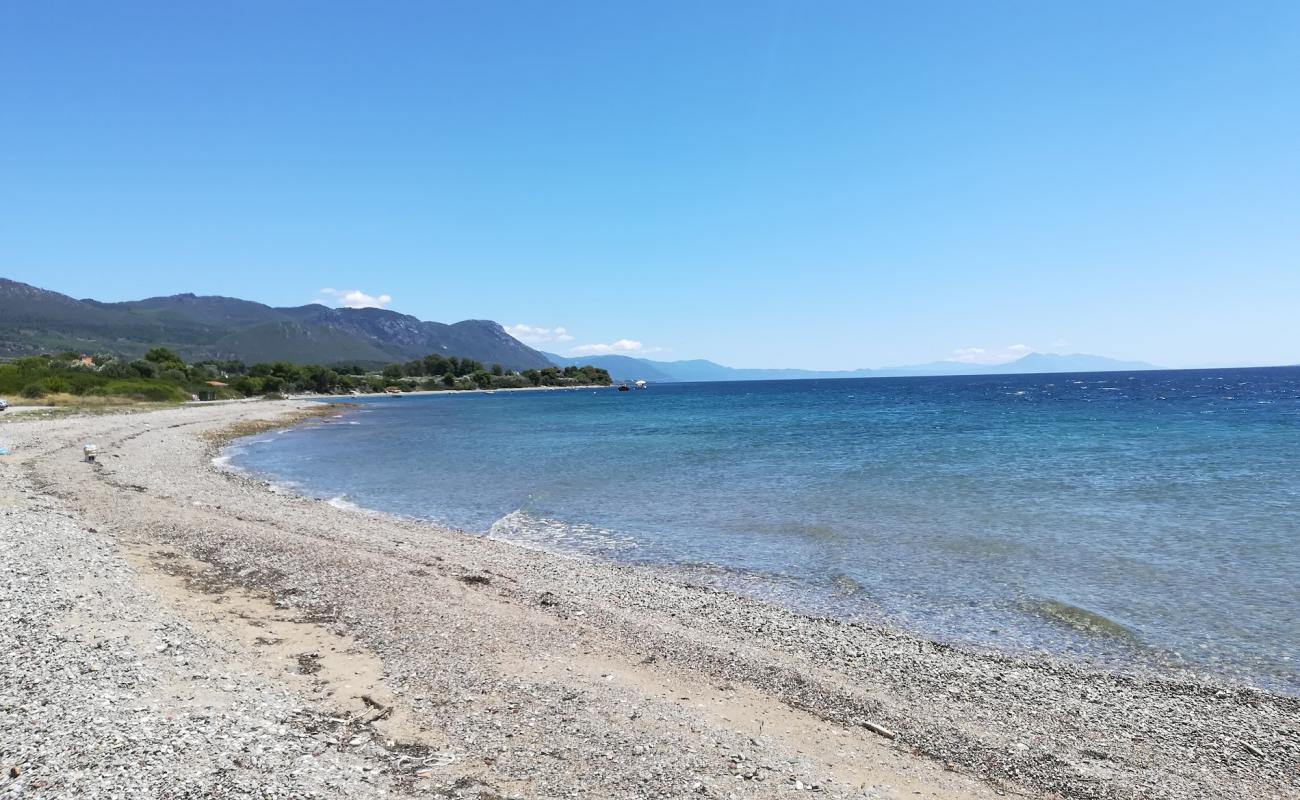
[227,366,1300,694]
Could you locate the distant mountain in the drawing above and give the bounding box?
[0,278,552,370]
[542,353,875,382]
[544,351,1159,383]
[977,352,1156,374]
[542,353,679,383]
[2,276,1160,378]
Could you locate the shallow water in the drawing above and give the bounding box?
[231,367,1300,692]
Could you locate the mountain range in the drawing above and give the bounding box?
[0,278,552,370]
[2,277,1159,379]
[543,351,1160,382]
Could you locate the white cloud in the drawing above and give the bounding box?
[508,325,665,357]
[505,323,575,345]
[948,343,1034,365]
[318,288,393,309]
[569,339,648,356]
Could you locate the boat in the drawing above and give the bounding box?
[617,384,631,392]
[634,379,647,389]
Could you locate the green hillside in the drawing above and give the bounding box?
[0,278,553,370]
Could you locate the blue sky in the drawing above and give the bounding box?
[2,2,1297,369]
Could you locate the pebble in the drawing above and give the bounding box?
[2,402,1295,800]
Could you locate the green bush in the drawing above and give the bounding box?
[39,376,72,394]
[0,365,21,394]
[144,347,183,365]
[102,380,187,402]
[140,385,186,402]
[99,360,131,378]
[129,360,158,378]
[1,345,609,403]
[490,373,531,389]
[63,372,104,394]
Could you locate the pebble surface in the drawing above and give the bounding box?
[1,440,387,797]
[1,401,1297,799]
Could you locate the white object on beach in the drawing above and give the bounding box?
[83,443,98,462]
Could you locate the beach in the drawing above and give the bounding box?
[1,401,1295,799]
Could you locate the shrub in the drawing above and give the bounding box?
[39,376,72,394]
[64,373,105,395]
[129,360,158,379]
[138,385,185,402]
[490,374,530,389]
[21,383,47,398]
[0,365,21,394]
[102,380,187,402]
[14,357,47,376]
[229,376,261,396]
[144,347,183,365]
[99,360,132,378]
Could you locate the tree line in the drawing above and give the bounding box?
[0,348,611,402]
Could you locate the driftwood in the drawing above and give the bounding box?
[863,720,897,740]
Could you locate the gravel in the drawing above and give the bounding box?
[1,402,1296,799]
[0,442,393,797]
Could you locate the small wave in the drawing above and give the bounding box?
[211,444,247,471]
[1022,598,1138,640]
[327,494,361,511]
[487,509,638,554]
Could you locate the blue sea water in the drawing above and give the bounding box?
[230,367,1300,693]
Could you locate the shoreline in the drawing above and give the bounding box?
[288,383,615,402]
[223,409,1278,697]
[2,401,1296,798]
